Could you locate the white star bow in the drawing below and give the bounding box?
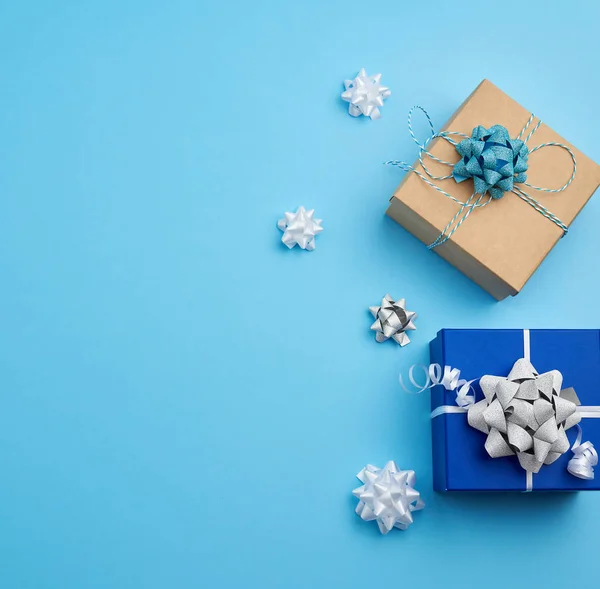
[341,68,391,120]
[353,461,424,534]
[369,295,417,346]
[277,206,323,250]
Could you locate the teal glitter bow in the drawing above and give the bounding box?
[387,108,577,248]
[453,125,529,199]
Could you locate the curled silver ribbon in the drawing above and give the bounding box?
[399,363,476,408]
[568,425,598,480]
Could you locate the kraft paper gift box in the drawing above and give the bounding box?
[386,80,600,300]
[430,329,600,492]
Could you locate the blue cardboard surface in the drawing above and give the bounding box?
[430,329,600,492]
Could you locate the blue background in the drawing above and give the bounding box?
[1,1,599,587]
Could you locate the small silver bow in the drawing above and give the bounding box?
[369,295,417,346]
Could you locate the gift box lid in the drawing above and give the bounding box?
[387,80,600,300]
[430,328,600,491]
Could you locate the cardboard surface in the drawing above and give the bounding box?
[387,80,600,300]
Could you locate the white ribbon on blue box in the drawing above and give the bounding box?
[428,329,600,492]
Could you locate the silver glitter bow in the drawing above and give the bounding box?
[369,295,417,346]
[353,461,424,534]
[467,358,582,473]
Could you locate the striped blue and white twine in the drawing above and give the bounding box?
[387,107,577,248]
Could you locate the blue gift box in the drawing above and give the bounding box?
[430,329,600,491]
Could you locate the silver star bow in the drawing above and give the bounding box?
[353,461,424,534]
[277,206,323,250]
[468,358,582,473]
[341,68,391,120]
[369,295,417,346]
